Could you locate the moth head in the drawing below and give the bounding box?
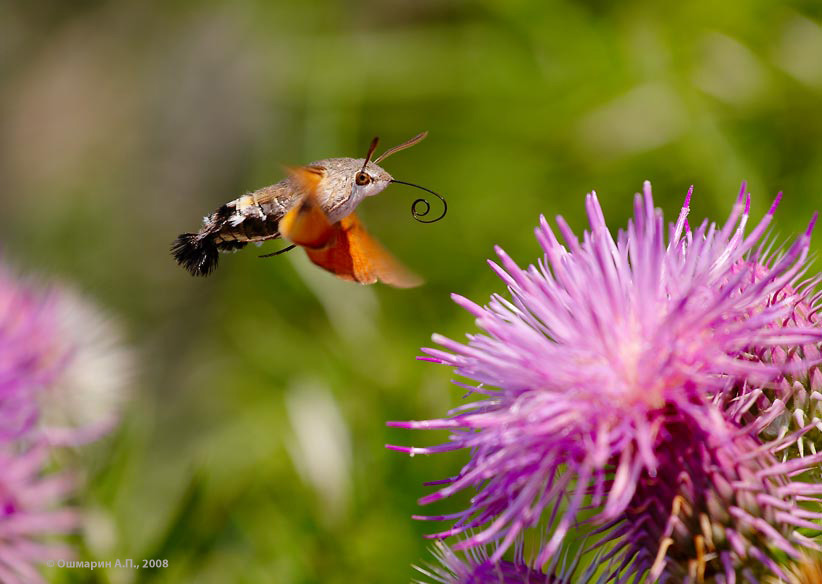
[351,132,429,198]
[301,132,444,223]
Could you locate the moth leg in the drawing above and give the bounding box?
[259,244,297,258]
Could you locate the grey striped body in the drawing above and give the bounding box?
[172,155,394,276]
[202,158,393,252]
[208,182,295,251]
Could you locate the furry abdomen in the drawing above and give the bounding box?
[172,182,296,276]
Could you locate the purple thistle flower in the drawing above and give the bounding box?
[0,264,131,445]
[38,288,132,446]
[715,261,822,462]
[0,267,64,441]
[415,540,555,584]
[601,419,822,582]
[0,444,77,584]
[390,183,822,580]
[0,260,132,581]
[415,538,603,584]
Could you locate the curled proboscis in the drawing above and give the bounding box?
[391,180,448,224]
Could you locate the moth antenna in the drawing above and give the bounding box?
[374,131,428,164]
[361,136,380,174]
[390,180,448,224]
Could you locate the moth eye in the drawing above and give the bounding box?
[355,172,371,186]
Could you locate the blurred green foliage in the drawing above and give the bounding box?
[1,0,821,582]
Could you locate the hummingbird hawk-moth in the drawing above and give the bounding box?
[170,132,445,287]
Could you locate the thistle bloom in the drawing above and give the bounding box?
[0,445,77,584]
[39,289,132,446]
[0,260,131,580]
[603,421,822,581]
[0,266,130,445]
[415,538,603,584]
[717,262,822,461]
[391,183,822,581]
[0,267,63,440]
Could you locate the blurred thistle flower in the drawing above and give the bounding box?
[38,288,133,446]
[391,183,822,581]
[0,259,133,580]
[0,444,77,584]
[0,264,132,444]
[0,266,64,440]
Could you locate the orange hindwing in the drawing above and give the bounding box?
[304,213,422,288]
[279,166,422,288]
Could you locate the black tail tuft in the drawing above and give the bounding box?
[171,233,219,276]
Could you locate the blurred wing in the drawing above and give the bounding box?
[278,167,335,248]
[279,166,421,287]
[305,213,423,288]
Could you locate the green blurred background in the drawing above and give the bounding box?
[1,1,822,582]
